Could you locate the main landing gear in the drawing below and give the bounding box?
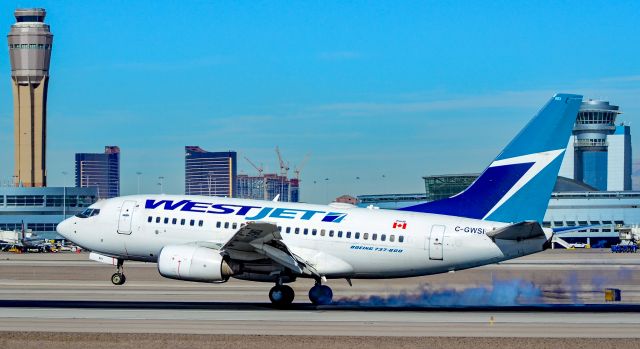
[268,277,334,307]
[111,258,126,285]
[308,281,333,305]
[269,279,295,307]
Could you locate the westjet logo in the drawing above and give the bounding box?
[144,199,348,223]
[482,149,565,220]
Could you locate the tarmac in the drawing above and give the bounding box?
[0,249,639,348]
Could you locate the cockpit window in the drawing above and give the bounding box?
[75,208,100,218]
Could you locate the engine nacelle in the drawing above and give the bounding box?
[158,245,233,282]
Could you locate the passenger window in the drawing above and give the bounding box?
[155,217,161,223]
[232,223,237,229]
[355,232,360,239]
[180,219,186,225]
[320,229,326,236]
[363,233,369,240]
[338,231,343,238]
[190,219,195,226]
[346,231,351,238]
[312,229,317,236]
[399,236,404,243]
[147,216,152,223]
[216,221,221,228]
[329,230,334,237]
[390,235,395,242]
[277,226,282,232]
[198,220,204,227]
[172,218,177,225]
[224,222,229,229]
[372,234,377,241]
[295,227,300,234]
[164,217,169,224]
[286,227,291,234]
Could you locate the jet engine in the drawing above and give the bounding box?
[158,245,234,282]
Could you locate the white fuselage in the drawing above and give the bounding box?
[58,194,550,280]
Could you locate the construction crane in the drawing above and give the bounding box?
[243,156,268,200]
[293,153,311,180]
[275,146,290,177]
[244,156,264,176]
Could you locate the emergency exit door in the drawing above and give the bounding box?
[429,225,445,260]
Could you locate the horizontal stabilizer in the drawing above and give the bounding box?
[486,221,545,240]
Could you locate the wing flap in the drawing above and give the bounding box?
[222,221,318,276]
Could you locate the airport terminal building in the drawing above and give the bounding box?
[0,187,98,240]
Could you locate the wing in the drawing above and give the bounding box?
[220,221,319,277]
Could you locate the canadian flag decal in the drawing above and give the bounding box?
[392,220,407,229]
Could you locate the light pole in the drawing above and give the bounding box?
[158,176,165,194]
[207,172,217,196]
[136,172,143,194]
[62,171,68,219]
[324,177,329,203]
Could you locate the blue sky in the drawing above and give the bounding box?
[0,1,639,202]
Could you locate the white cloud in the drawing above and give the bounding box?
[314,76,640,116]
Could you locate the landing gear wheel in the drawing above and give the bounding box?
[309,284,333,305]
[111,258,126,285]
[269,285,295,306]
[111,272,126,285]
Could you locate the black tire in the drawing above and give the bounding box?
[111,273,125,285]
[269,285,294,307]
[281,285,295,304]
[309,284,333,305]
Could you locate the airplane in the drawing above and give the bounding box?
[0,226,56,253]
[56,93,583,306]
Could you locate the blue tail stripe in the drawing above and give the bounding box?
[399,162,534,218]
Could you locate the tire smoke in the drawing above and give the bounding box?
[335,278,543,307]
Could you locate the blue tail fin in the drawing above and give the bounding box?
[400,93,583,223]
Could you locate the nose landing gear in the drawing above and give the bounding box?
[111,258,126,285]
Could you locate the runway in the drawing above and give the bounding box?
[1,249,640,344]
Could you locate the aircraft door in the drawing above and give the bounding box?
[428,225,445,260]
[117,200,137,235]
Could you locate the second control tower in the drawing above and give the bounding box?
[7,8,53,187]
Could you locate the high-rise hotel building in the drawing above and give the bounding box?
[75,146,121,199]
[185,147,237,197]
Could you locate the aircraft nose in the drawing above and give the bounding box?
[56,218,74,239]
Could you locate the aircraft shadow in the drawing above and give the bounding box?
[0,299,639,312]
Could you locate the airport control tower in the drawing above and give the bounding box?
[559,100,628,191]
[7,8,53,187]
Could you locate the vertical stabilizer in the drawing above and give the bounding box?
[400,94,583,223]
